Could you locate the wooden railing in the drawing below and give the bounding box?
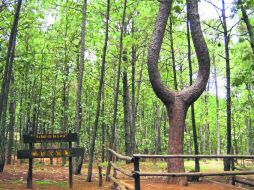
[107,149,254,190]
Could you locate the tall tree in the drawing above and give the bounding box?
[147,0,210,185]
[0,0,22,172]
[86,0,110,182]
[186,5,200,174]
[221,0,232,171]
[106,0,127,181]
[74,0,87,174]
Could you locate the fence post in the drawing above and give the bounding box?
[133,157,140,190]
[69,139,73,188]
[106,151,112,181]
[231,158,235,186]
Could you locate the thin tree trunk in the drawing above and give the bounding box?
[169,16,177,90]
[106,0,127,181]
[0,0,22,172]
[7,74,15,165]
[130,23,137,154]
[74,0,87,175]
[213,53,220,156]
[222,0,232,171]
[86,0,110,181]
[186,5,200,173]
[123,71,131,156]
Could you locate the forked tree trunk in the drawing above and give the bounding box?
[147,0,210,185]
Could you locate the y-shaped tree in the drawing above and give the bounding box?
[147,0,210,185]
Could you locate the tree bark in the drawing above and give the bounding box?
[7,74,16,165]
[123,71,131,156]
[74,0,87,175]
[213,53,220,156]
[147,0,210,185]
[86,0,110,182]
[169,16,177,90]
[0,0,22,172]
[106,0,127,181]
[186,6,200,173]
[221,0,232,171]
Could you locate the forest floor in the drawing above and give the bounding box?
[0,158,253,189]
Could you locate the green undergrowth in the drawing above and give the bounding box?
[34,180,66,187]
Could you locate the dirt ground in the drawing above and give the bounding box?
[0,159,251,190]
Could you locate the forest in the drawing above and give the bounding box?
[0,0,254,189]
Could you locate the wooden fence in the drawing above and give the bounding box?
[107,149,254,190]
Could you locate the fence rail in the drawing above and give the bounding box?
[107,149,254,190]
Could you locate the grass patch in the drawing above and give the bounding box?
[34,180,66,187]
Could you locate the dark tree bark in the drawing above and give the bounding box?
[7,74,16,165]
[101,83,106,162]
[238,0,254,55]
[130,25,137,154]
[147,0,210,185]
[106,0,127,181]
[74,0,87,175]
[86,0,110,182]
[50,75,57,165]
[123,71,131,156]
[186,6,200,174]
[169,16,177,90]
[221,0,232,171]
[0,0,22,172]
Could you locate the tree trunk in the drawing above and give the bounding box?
[74,0,87,175]
[130,31,137,154]
[186,5,200,173]
[123,71,131,156]
[86,0,110,182]
[222,0,232,171]
[61,0,70,166]
[147,0,210,185]
[169,16,177,90]
[213,53,220,156]
[106,0,127,182]
[7,74,16,165]
[167,100,187,185]
[0,0,22,172]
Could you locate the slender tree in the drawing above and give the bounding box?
[0,0,22,172]
[147,0,210,185]
[86,0,110,182]
[74,0,87,174]
[186,5,200,174]
[106,0,127,181]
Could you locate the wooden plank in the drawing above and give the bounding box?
[23,133,78,143]
[109,175,127,190]
[17,148,84,159]
[235,177,254,186]
[110,162,133,178]
[133,154,254,159]
[108,149,132,162]
[137,170,254,177]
